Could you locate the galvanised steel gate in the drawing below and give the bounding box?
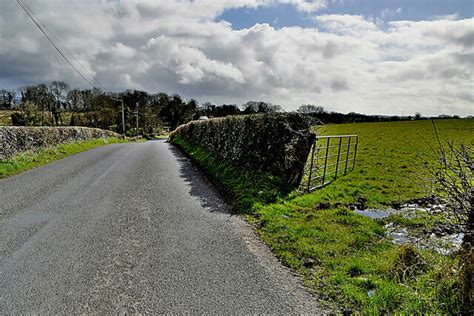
[304,135,359,192]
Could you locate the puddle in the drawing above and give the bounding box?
[353,204,432,220]
[384,222,464,255]
[353,203,464,255]
[354,209,391,219]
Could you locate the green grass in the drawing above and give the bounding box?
[257,203,460,313]
[171,119,473,313]
[0,138,128,178]
[172,135,288,211]
[308,119,474,207]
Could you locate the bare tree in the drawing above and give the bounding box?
[297,104,325,114]
[429,137,473,314]
[48,81,69,125]
[242,101,282,114]
[0,89,15,108]
[67,89,85,125]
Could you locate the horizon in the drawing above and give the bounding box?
[4,83,473,118]
[1,0,473,116]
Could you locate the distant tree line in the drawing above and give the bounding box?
[0,82,286,135]
[0,83,465,135]
[296,104,463,124]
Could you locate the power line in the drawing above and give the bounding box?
[16,0,98,89]
[16,0,128,135]
[19,0,102,88]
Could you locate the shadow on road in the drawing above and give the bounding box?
[168,142,232,215]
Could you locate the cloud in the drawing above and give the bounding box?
[0,0,472,116]
[314,14,379,34]
[279,0,327,12]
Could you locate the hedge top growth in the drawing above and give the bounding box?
[170,113,316,187]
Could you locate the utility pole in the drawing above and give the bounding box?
[110,96,125,136]
[122,99,126,136]
[136,102,139,136]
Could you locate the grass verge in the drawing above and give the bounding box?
[170,119,472,313]
[171,135,288,211]
[0,138,128,179]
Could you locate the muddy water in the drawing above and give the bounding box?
[353,205,463,255]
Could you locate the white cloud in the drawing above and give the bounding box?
[279,0,327,12]
[0,0,472,116]
[314,14,379,36]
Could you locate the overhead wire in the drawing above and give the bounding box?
[19,0,102,88]
[16,0,98,89]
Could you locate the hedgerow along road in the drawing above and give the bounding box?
[0,140,324,314]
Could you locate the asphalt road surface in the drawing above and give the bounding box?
[0,140,324,314]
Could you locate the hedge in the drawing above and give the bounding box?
[169,113,316,187]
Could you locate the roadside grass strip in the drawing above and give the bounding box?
[0,138,128,178]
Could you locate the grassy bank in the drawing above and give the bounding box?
[171,119,473,313]
[171,135,288,211]
[0,138,128,179]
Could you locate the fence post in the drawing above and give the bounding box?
[335,137,342,179]
[352,136,359,171]
[344,136,352,175]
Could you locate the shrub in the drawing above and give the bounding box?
[170,113,316,187]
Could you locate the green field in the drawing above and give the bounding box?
[173,118,473,313]
[298,119,474,208]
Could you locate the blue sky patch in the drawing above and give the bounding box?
[217,0,474,30]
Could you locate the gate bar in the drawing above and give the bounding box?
[344,136,352,175]
[334,137,343,179]
[321,137,330,186]
[352,136,359,171]
[307,142,316,192]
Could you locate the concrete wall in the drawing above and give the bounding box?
[0,126,121,160]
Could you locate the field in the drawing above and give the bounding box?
[173,118,473,313]
[300,119,474,207]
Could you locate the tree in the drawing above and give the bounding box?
[67,89,85,126]
[160,94,196,130]
[0,89,15,108]
[21,84,54,125]
[243,101,282,114]
[297,104,325,114]
[197,102,215,118]
[414,112,422,120]
[48,81,69,125]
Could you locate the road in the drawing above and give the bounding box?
[0,140,323,314]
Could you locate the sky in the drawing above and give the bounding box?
[0,0,473,116]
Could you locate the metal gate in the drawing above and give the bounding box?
[304,135,358,192]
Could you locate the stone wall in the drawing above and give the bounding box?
[170,113,316,187]
[0,126,121,160]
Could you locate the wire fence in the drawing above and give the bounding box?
[303,135,359,192]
